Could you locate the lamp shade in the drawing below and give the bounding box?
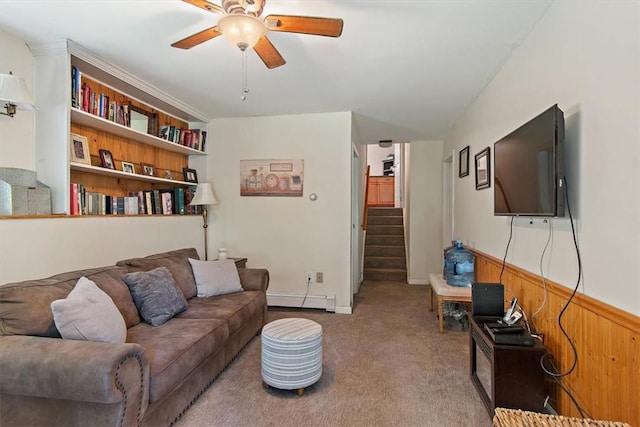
[0,73,36,110]
[217,14,266,51]
[190,183,218,206]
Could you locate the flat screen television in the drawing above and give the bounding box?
[494,104,565,217]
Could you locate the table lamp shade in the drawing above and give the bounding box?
[190,183,218,206]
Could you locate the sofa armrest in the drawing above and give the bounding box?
[0,335,149,422]
[238,268,269,292]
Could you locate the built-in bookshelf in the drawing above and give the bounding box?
[31,39,212,215]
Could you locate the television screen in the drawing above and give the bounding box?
[494,105,565,217]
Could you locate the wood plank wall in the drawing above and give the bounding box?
[472,249,639,426]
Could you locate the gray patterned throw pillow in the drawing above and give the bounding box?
[123,266,187,326]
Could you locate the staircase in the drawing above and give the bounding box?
[363,207,407,282]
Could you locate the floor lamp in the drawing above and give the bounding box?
[190,183,218,260]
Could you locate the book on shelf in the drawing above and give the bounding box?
[160,191,173,215]
[174,187,185,214]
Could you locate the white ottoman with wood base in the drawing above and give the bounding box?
[261,318,323,396]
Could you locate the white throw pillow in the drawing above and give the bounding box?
[188,258,244,297]
[51,277,127,343]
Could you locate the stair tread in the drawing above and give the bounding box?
[363,267,407,272]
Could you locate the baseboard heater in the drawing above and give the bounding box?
[267,292,336,312]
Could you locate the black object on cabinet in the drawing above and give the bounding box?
[470,316,547,416]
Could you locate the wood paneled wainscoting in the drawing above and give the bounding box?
[471,249,639,426]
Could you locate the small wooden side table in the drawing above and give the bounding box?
[213,257,247,268]
[428,273,472,333]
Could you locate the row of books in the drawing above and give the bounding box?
[71,66,206,152]
[159,126,207,152]
[70,183,203,216]
[72,66,130,126]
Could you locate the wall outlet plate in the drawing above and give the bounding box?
[305,271,315,284]
[316,272,323,283]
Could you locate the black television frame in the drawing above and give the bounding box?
[493,104,565,217]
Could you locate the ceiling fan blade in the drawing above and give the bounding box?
[171,26,222,49]
[254,36,286,69]
[265,15,344,37]
[181,0,224,14]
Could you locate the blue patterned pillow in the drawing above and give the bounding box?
[123,267,187,326]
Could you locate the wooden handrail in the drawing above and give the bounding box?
[361,165,371,230]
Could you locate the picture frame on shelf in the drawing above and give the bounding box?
[142,163,155,176]
[98,149,115,169]
[70,133,91,165]
[164,169,174,180]
[459,146,469,178]
[122,161,136,174]
[127,104,159,137]
[475,147,491,190]
[183,167,198,183]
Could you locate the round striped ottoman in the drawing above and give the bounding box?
[261,318,323,396]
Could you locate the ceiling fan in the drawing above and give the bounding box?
[172,0,344,69]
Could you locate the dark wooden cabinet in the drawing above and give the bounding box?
[470,316,547,416]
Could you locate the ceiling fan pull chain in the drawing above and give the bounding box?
[241,49,250,101]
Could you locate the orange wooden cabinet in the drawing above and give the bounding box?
[367,176,394,207]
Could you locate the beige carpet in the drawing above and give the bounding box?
[174,281,493,427]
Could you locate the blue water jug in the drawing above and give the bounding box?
[444,240,474,287]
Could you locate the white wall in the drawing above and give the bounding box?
[444,0,640,315]
[408,140,443,284]
[366,144,394,176]
[0,30,36,169]
[207,112,354,313]
[0,216,203,284]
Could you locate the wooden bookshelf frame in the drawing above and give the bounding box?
[31,39,212,214]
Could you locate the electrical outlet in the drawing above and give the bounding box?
[316,272,323,283]
[305,271,315,284]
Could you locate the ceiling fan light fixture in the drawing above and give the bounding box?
[218,14,266,51]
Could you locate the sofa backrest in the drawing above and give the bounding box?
[0,266,140,337]
[115,248,200,300]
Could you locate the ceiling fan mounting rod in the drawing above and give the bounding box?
[221,0,264,17]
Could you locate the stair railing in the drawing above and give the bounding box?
[362,165,371,230]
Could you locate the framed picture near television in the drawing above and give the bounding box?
[459,146,470,178]
[475,147,491,190]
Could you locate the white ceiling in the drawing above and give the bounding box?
[0,0,552,144]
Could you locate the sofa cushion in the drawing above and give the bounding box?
[0,266,139,337]
[176,291,266,336]
[51,277,127,343]
[116,248,199,300]
[188,258,244,297]
[123,267,187,327]
[126,318,228,403]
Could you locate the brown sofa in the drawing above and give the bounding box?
[0,248,269,426]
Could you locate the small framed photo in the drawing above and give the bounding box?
[122,161,136,174]
[164,169,174,180]
[459,146,469,178]
[70,133,91,165]
[141,163,155,176]
[475,147,491,190]
[99,149,115,169]
[183,167,198,183]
